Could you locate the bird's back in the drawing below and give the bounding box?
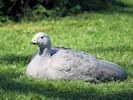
[48,49,127,82]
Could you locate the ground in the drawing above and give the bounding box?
[0,1,133,99]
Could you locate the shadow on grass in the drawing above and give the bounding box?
[43,0,133,16]
[0,71,133,99]
[77,0,133,15]
[0,54,32,65]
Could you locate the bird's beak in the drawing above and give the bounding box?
[31,37,38,45]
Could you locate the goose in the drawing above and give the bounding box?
[26,32,127,82]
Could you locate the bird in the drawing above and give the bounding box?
[26,32,127,82]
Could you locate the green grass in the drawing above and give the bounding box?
[0,1,133,100]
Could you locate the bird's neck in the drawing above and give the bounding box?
[39,46,51,57]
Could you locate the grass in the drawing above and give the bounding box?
[0,1,133,100]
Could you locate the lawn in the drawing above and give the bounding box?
[0,1,133,100]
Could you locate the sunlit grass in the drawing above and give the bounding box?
[0,4,133,100]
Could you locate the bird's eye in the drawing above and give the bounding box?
[40,36,44,39]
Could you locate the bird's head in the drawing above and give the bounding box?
[31,32,51,48]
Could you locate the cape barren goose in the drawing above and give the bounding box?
[26,32,127,82]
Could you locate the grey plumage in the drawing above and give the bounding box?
[26,32,127,82]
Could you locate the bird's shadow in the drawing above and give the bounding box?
[0,71,133,99]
